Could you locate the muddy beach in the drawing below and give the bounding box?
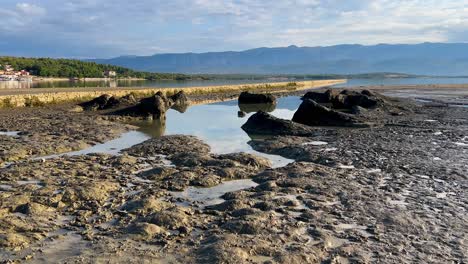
[0,86,467,263]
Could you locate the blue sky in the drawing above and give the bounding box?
[1,0,468,58]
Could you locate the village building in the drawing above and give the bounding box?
[0,64,31,81]
[103,70,117,78]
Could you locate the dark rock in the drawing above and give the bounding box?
[124,135,211,157]
[116,94,168,118]
[241,111,317,136]
[169,91,189,107]
[79,94,118,111]
[292,99,367,127]
[332,90,379,109]
[238,92,276,104]
[80,94,138,111]
[302,89,336,103]
[238,111,246,118]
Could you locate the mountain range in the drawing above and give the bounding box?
[91,43,468,76]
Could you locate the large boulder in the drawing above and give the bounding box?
[238,92,276,104]
[292,99,368,127]
[302,89,336,104]
[137,94,168,118]
[241,111,317,136]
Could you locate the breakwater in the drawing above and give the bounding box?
[0,79,345,108]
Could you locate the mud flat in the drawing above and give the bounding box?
[0,86,467,263]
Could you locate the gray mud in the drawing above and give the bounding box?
[0,89,467,263]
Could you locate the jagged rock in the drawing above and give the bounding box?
[238,92,276,104]
[241,111,317,136]
[332,90,379,109]
[292,99,368,127]
[79,94,119,111]
[79,94,138,111]
[136,94,168,118]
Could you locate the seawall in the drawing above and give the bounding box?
[0,79,345,108]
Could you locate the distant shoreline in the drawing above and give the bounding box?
[31,77,147,82]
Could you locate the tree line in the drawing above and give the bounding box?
[0,57,196,80]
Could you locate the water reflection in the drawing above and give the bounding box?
[0,79,282,89]
[238,103,276,113]
[131,96,301,167]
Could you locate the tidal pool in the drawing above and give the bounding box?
[130,96,301,168]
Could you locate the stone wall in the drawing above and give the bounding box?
[0,80,345,108]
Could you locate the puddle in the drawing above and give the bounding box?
[171,179,258,207]
[0,184,13,191]
[366,168,382,174]
[0,131,20,137]
[33,233,89,263]
[38,131,152,159]
[302,141,328,146]
[338,165,355,169]
[455,142,468,147]
[324,147,338,152]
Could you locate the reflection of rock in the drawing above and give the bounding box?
[292,99,367,127]
[133,117,167,138]
[238,103,276,113]
[241,111,316,136]
[238,92,276,104]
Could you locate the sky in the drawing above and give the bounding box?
[1,0,468,58]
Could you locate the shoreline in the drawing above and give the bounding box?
[31,77,147,82]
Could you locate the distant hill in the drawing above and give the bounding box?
[91,43,468,76]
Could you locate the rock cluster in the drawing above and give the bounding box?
[242,89,403,136]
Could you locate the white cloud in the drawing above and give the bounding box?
[1,0,468,57]
[16,3,46,16]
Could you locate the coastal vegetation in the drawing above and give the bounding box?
[0,57,196,80]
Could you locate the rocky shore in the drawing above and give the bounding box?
[0,87,467,263]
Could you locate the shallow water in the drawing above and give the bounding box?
[0,79,289,89]
[335,77,468,87]
[60,96,300,167]
[143,96,300,167]
[171,179,258,207]
[0,131,20,137]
